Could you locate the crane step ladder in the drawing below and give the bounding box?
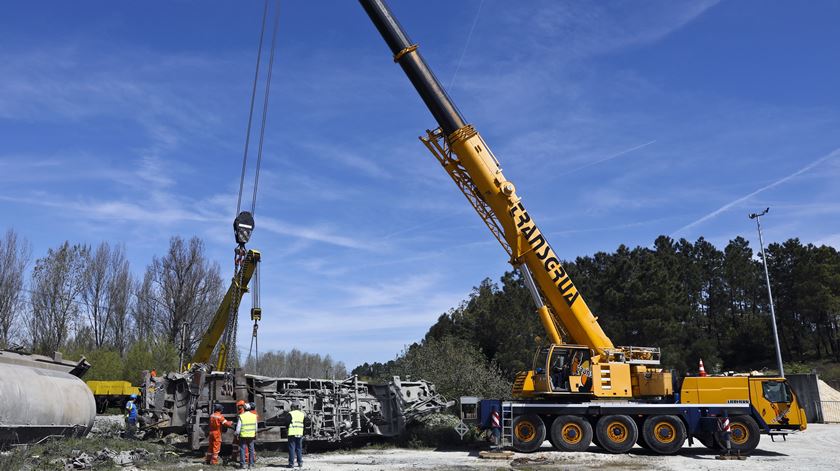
[501,402,513,448]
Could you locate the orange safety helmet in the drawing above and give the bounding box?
[236,400,246,411]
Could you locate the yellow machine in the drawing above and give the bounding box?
[360,0,806,454]
[190,248,260,370]
[682,376,807,429]
[362,0,666,401]
[86,380,140,413]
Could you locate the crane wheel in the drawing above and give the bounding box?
[716,415,760,453]
[642,415,686,455]
[595,415,638,454]
[549,415,593,452]
[512,414,546,453]
[697,433,721,450]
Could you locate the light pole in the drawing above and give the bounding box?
[749,208,784,378]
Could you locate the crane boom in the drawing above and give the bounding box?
[190,249,260,368]
[359,0,613,354]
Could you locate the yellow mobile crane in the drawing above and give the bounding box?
[359,0,806,455]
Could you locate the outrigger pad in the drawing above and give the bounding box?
[234,211,255,245]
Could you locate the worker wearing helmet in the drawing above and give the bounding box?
[283,401,309,468]
[231,400,248,465]
[125,394,139,439]
[206,404,232,465]
[236,400,258,469]
[247,403,259,464]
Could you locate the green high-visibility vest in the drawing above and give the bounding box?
[239,412,257,438]
[288,410,305,437]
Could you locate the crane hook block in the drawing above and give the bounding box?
[234,211,255,245]
[250,307,262,321]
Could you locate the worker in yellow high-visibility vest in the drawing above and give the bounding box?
[285,401,308,468]
[236,403,257,469]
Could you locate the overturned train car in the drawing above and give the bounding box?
[0,350,96,447]
[140,366,451,450]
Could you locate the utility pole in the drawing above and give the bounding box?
[749,208,784,378]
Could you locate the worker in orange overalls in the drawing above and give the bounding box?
[206,403,232,465]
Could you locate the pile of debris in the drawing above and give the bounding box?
[63,448,153,470]
[87,416,124,439]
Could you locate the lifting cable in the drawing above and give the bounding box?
[224,0,280,370]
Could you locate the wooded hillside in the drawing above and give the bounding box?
[355,236,840,398]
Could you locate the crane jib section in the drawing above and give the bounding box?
[444,130,615,353]
[509,202,579,307]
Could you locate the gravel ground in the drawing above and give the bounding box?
[224,424,838,471]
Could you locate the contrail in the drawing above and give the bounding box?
[449,0,486,91]
[561,140,657,175]
[673,147,840,236]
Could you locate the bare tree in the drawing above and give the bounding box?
[82,242,111,348]
[80,242,134,351]
[107,246,133,355]
[0,229,30,348]
[29,242,88,354]
[132,270,159,345]
[147,236,223,355]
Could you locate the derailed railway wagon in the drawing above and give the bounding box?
[140,365,451,450]
[0,350,97,447]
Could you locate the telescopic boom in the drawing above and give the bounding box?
[359,0,614,354]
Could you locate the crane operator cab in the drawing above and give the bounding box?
[532,345,593,394]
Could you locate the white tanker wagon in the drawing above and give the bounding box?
[0,349,97,447]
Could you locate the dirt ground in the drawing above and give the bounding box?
[179,424,837,471]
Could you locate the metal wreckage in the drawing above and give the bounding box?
[139,367,451,450]
[131,240,450,449]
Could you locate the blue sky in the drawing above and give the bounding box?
[2,1,839,369]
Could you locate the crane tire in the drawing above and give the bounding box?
[549,415,593,452]
[595,415,638,454]
[642,415,686,455]
[717,415,760,453]
[636,432,650,449]
[697,433,721,450]
[512,414,546,453]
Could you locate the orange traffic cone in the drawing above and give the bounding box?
[699,359,707,377]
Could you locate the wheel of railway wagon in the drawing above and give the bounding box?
[642,415,686,455]
[512,414,546,453]
[595,415,638,454]
[717,415,760,453]
[549,415,593,452]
